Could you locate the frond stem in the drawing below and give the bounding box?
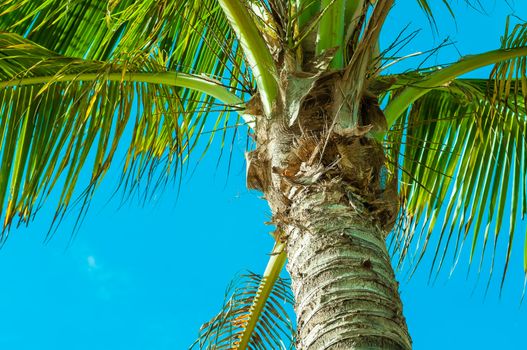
[1,72,241,105]
[236,241,287,350]
[317,0,345,68]
[0,72,254,124]
[384,46,527,128]
[218,0,278,116]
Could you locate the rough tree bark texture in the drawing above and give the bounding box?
[249,116,412,348]
[247,63,411,349]
[285,185,412,350]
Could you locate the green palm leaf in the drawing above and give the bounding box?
[385,20,527,288]
[0,32,247,237]
[0,0,252,112]
[191,271,295,350]
[387,82,525,282]
[415,0,454,24]
[0,0,246,74]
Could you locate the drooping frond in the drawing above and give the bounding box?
[386,81,525,283]
[383,20,527,289]
[0,33,247,237]
[191,271,295,350]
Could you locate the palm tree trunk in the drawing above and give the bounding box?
[249,73,411,349]
[284,184,412,349]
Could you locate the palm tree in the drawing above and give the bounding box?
[1,0,526,349]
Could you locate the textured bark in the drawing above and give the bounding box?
[285,184,411,349]
[247,30,411,346]
[250,113,411,348]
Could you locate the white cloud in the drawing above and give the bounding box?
[81,253,130,301]
[87,255,98,269]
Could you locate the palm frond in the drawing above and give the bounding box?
[383,46,527,128]
[191,270,295,350]
[217,0,278,115]
[0,0,253,103]
[0,33,247,237]
[384,20,527,289]
[386,76,527,288]
[415,0,454,26]
[489,16,527,120]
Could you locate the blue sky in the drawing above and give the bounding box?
[1,1,526,349]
